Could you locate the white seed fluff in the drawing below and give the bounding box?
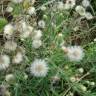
[17,21,33,40]
[30,59,48,77]
[33,30,42,40]
[27,7,36,15]
[4,24,14,39]
[4,41,17,51]
[84,12,93,20]
[38,20,45,28]
[57,1,64,10]
[75,5,86,16]
[12,52,23,64]
[82,0,90,8]
[0,55,10,70]
[64,0,76,10]
[67,46,84,61]
[32,39,42,49]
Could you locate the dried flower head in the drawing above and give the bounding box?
[0,55,10,70]
[64,0,76,10]
[30,59,48,77]
[67,46,84,61]
[4,41,17,51]
[32,39,42,49]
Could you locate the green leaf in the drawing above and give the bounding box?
[0,18,8,32]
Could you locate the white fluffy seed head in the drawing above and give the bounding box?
[12,52,23,64]
[4,41,17,51]
[84,12,93,20]
[67,46,84,62]
[0,55,10,70]
[82,0,90,8]
[64,0,76,10]
[33,30,42,40]
[4,24,14,39]
[27,7,36,15]
[75,5,86,16]
[17,21,33,40]
[32,39,42,49]
[38,20,45,28]
[57,1,64,10]
[30,59,48,77]
[20,30,32,40]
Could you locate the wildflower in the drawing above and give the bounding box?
[4,24,14,39]
[75,5,86,16]
[84,12,93,20]
[33,30,42,40]
[32,39,42,49]
[12,0,23,3]
[64,0,76,10]
[0,55,10,70]
[30,59,48,77]
[38,20,45,29]
[4,41,17,51]
[5,74,15,83]
[27,7,36,15]
[82,0,90,8]
[66,46,84,61]
[12,52,23,64]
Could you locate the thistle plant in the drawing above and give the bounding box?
[0,0,96,96]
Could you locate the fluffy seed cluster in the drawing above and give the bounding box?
[30,59,48,77]
[4,41,17,51]
[64,0,76,10]
[75,5,93,20]
[32,29,43,48]
[4,24,14,39]
[0,55,10,70]
[67,46,84,61]
[62,46,84,62]
[12,52,23,64]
